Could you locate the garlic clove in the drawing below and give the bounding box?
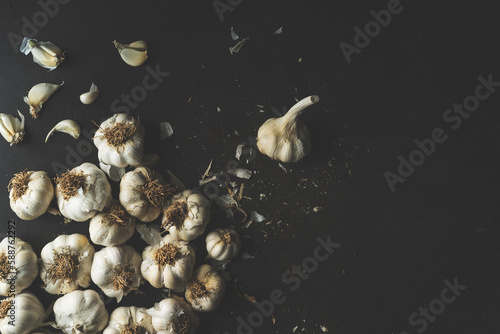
[113,40,148,66]
[20,37,65,70]
[80,83,99,104]
[45,119,81,143]
[0,110,25,146]
[24,81,64,118]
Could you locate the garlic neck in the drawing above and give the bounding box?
[282,95,320,123]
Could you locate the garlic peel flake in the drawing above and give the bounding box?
[45,119,80,143]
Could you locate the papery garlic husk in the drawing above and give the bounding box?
[24,82,64,118]
[91,245,144,303]
[8,169,54,220]
[89,201,136,246]
[94,113,145,168]
[137,224,195,291]
[55,162,112,222]
[257,95,319,163]
[45,119,80,143]
[146,296,200,334]
[113,40,148,66]
[53,289,109,334]
[0,110,25,146]
[0,292,45,334]
[39,233,95,294]
[206,228,242,262]
[19,37,65,70]
[80,83,99,104]
[120,167,176,222]
[0,237,38,295]
[185,264,225,312]
[103,306,155,334]
[162,190,210,241]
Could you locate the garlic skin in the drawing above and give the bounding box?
[113,40,148,66]
[23,82,64,118]
[0,292,45,334]
[39,233,95,294]
[89,201,136,246]
[80,83,99,104]
[8,169,54,220]
[55,162,113,222]
[146,296,200,334]
[0,238,38,296]
[162,190,211,241]
[53,289,109,334]
[91,245,144,302]
[20,37,65,70]
[103,306,155,334]
[0,110,25,146]
[206,228,242,262]
[45,119,80,143]
[257,95,319,163]
[185,264,225,312]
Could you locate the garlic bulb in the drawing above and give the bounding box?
[91,245,143,302]
[0,237,38,295]
[8,169,54,220]
[53,289,109,334]
[89,201,136,246]
[113,40,148,66]
[55,162,112,222]
[45,119,81,143]
[162,190,211,241]
[0,110,25,145]
[19,37,65,70]
[0,292,45,334]
[80,83,99,104]
[93,113,145,168]
[103,306,155,334]
[257,95,319,163]
[137,224,195,291]
[185,264,225,312]
[120,167,176,222]
[146,296,199,334]
[206,228,242,262]
[39,233,95,294]
[23,82,64,118]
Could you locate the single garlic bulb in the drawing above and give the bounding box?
[162,190,211,241]
[39,233,95,294]
[206,228,242,262]
[91,245,143,302]
[103,306,155,334]
[120,167,176,222]
[45,119,80,143]
[23,82,64,118]
[19,37,65,70]
[0,237,38,296]
[80,83,99,104]
[257,95,319,163]
[146,296,200,334]
[54,162,112,222]
[113,40,148,66]
[8,169,54,220]
[89,201,136,246]
[185,264,226,312]
[0,292,45,334]
[53,289,109,334]
[137,224,195,291]
[0,110,25,145]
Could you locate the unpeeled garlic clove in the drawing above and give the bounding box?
[24,82,64,118]
[45,119,81,143]
[0,110,25,146]
[80,83,99,104]
[113,40,148,66]
[19,37,65,70]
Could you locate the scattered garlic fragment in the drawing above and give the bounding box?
[89,201,136,246]
[19,37,65,70]
[146,296,200,334]
[206,228,241,261]
[113,40,148,66]
[0,110,25,145]
[45,119,80,143]
[229,37,249,55]
[185,264,226,312]
[0,292,45,334]
[0,237,38,295]
[80,83,99,104]
[103,306,155,334]
[24,81,64,118]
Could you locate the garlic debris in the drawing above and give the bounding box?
[54,162,113,222]
[93,113,145,168]
[257,95,320,162]
[45,119,81,143]
[91,245,143,302]
[103,306,155,334]
[19,37,65,70]
[137,224,195,291]
[162,190,211,241]
[113,40,148,66]
[206,228,242,262]
[8,169,54,220]
[0,292,45,334]
[0,110,25,145]
[24,81,64,118]
[120,167,176,222]
[53,289,109,334]
[146,296,200,334]
[89,201,136,246]
[185,264,226,312]
[39,233,95,294]
[80,83,99,104]
[0,237,38,296]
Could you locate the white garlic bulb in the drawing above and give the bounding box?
[23,82,64,118]
[0,237,38,296]
[206,228,242,262]
[103,306,155,334]
[185,264,226,312]
[80,83,99,104]
[55,162,112,222]
[113,40,148,66]
[91,245,143,303]
[0,110,25,145]
[120,167,176,222]
[53,289,109,334]
[94,113,145,168]
[19,37,65,70]
[8,169,54,220]
[137,224,195,291]
[146,296,199,334]
[0,292,45,334]
[257,95,319,163]
[39,233,95,294]
[89,201,136,246]
[162,190,211,241]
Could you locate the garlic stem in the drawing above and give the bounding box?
[283,95,320,122]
